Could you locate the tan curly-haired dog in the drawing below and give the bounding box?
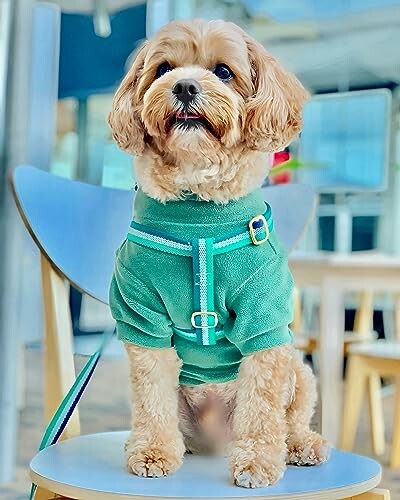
[109,19,330,488]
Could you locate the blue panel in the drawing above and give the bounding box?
[58,4,146,99]
[298,89,391,192]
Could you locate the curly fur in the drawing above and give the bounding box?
[110,19,329,488]
[109,19,309,203]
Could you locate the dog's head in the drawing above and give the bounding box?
[109,20,308,200]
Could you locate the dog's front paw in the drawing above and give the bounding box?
[126,439,185,477]
[287,431,331,466]
[230,440,287,488]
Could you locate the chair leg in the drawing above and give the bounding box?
[40,254,80,438]
[353,291,374,338]
[367,372,385,456]
[34,486,70,499]
[291,287,302,333]
[345,488,391,499]
[341,354,368,450]
[390,378,400,468]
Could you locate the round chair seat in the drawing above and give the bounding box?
[348,340,400,359]
[30,432,381,500]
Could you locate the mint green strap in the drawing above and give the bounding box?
[172,325,225,342]
[127,208,273,347]
[30,330,114,499]
[192,238,217,345]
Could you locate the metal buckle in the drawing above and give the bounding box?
[191,311,218,329]
[249,214,269,245]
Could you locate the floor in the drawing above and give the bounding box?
[1,348,400,500]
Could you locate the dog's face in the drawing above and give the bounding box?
[109,20,308,201]
[109,20,307,203]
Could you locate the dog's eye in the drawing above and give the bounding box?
[213,64,234,81]
[156,62,173,78]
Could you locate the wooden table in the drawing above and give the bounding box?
[289,251,400,446]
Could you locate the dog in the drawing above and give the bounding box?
[108,19,330,489]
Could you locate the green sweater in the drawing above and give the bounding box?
[109,189,294,385]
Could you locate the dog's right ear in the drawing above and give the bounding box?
[108,42,148,156]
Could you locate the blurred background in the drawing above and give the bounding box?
[0,0,400,498]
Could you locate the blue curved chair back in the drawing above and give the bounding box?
[10,166,315,304]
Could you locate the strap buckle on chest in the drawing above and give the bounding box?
[127,205,273,346]
[191,311,219,329]
[249,214,269,245]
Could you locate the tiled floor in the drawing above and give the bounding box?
[1,349,399,499]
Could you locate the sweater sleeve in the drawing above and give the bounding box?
[225,255,294,355]
[109,256,173,349]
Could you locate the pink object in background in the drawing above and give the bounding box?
[272,150,291,184]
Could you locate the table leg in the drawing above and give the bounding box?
[319,278,344,445]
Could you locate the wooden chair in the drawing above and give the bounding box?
[11,165,390,500]
[292,289,376,356]
[341,340,400,469]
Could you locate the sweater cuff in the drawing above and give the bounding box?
[116,321,172,349]
[237,327,294,356]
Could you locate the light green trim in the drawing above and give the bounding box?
[127,232,191,257]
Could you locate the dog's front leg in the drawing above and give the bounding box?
[230,344,291,488]
[125,343,185,477]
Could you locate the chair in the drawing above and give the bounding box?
[30,432,386,500]
[341,340,400,469]
[10,165,390,499]
[292,290,376,355]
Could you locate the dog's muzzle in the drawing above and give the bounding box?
[172,79,201,105]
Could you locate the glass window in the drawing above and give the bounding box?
[52,95,134,189]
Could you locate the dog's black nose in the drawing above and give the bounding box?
[172,79,201,104]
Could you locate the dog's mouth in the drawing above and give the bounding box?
[166,112,217,137]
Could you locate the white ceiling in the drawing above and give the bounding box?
[252,5,400,90]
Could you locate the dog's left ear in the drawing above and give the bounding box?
[244,35,309,152]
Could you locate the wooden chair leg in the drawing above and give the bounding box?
[40,254,80,438]
[390,378,400,468]
[353,291,374,338]
[291,287,302,333]
[34,486,69,499]
[345,488,391,499]
[341,354,368,450]
[367,372,385,456]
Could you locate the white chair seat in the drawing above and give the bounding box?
[30,432,381,500]
[348,340,400,359]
